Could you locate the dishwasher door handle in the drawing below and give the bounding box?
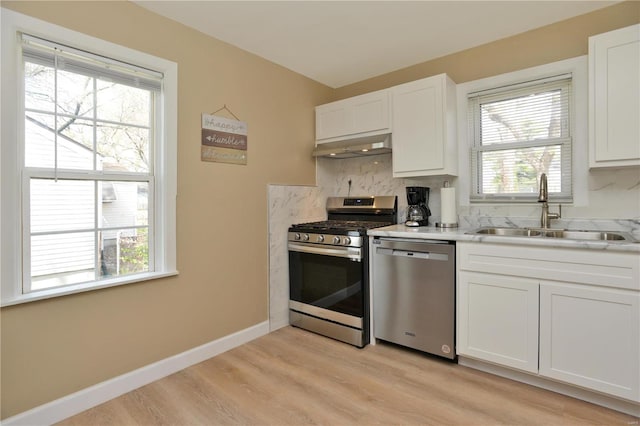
[376,247,449,261]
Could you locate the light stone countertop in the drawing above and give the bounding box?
[368,224,640,253]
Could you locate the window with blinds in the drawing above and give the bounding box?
[21,33,162,293]
[468,75,573,202]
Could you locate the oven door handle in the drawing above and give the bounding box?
[288,243,362,261]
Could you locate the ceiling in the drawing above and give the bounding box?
[134,1,616,88]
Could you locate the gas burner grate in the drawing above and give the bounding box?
[290,220,393,233]
[289,195,397,235]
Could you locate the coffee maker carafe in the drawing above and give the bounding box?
[405,186,431,227]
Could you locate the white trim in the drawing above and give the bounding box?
[456,56,588,208]
[1,8,178,305]
[269,316,290,332]
[468,72,573,98]
[1,270,179,307]
[459,356,640,417]
[1,321,270,426]
[468,76,573,202]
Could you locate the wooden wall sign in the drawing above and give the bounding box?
[201,113,248,165]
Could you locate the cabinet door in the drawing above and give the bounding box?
[539,282,640,402]
[315,90,390,142]
[392,74,457,177]
[350,91,390,136]
[589,24,640,167]
[316,102,350,141]
[392,76,444,175]
[458,271,539,373]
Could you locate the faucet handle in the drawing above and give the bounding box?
[549,203,562,220]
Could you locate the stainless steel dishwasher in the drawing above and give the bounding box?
[372,237,456,359]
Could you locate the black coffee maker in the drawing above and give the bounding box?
[405,186,431,227]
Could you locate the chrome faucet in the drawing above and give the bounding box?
[538,173,561,228]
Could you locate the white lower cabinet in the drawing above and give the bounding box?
[539,282,640,401]
[458,271,539,373]
[457,242,640,403]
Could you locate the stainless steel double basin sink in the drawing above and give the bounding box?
[469,227,637,242]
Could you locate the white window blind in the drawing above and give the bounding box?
[469,74,573,202]
[22,33,163,92]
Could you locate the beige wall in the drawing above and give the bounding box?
[0,1,332,419]
[1,0,639,420]
[335,1,640,99]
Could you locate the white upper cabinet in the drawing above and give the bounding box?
[589,24,640,168]
[391,74,457,177]
[315,89,391,143]
[314,74,457,174]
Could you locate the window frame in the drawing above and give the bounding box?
[1,9,178,306]
[455,56,588,209]
[469,75,573,203]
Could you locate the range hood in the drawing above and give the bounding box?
[312,134,392,159]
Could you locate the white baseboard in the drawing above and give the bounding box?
[459,356,640,417]
[3,321,270,426]
[269,315,289,332]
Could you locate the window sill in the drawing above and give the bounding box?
[0,270,179,307]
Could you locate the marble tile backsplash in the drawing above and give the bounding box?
[267,185,325,331]
[268,153,640,329]
[317,154,452,225]
[317,153,640,226]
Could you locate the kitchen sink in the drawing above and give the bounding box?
[469,227,637,242]
[473,227,542,237]
[540,229,629,241]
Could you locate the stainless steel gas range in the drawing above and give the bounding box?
[288,195,397,347]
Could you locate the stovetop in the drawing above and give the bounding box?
[288,195,397,239]
[290,220,394,235]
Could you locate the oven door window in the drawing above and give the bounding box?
[289,251,364,317]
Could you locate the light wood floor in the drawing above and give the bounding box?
[59,326,639,425]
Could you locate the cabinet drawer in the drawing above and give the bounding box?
[458,242,640,291]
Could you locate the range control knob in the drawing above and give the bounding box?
[317,235,325,243]
[294,233,301,241]
[342,237,351,245]
[302,234,310,241]
[332,236,341,244]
